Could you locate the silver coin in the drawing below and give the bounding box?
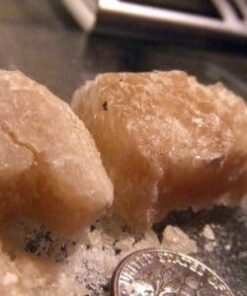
[112,249,234,296]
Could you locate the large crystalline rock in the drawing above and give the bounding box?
[0,70,113,234]
[72,71,247,230]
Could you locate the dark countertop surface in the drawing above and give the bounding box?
[0,1,246,295]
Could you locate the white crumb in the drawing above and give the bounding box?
[224,244,231,251]
[2,272,19,286]
[133,230,160,250]
[239,251,247,259]
[201,225,215,240]
[204,241,217,252]
[115,235,135,250]
[161,225,198,254]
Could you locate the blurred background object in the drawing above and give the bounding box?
[62,0,247,41]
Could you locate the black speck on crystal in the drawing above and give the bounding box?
[115,248,121,255]
[25,240,39,253]
[103,282,110,292]
[102,101,108,111]
[90,224,96,231]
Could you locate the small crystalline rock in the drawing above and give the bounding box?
[162,225,198,254]
[201,225,215,240]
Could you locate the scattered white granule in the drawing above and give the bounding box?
[202,225,215,240]
[204,241,217,252]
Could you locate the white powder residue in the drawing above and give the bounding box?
[0,216,199,296]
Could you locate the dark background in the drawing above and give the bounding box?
[0,1,246,295]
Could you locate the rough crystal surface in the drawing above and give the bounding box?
[0,70,113,234]
[72,71,247,230]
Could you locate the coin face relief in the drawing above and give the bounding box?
[112,249,234,296]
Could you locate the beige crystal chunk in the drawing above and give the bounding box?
[72,70,247,230]
[0,70,113,234]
